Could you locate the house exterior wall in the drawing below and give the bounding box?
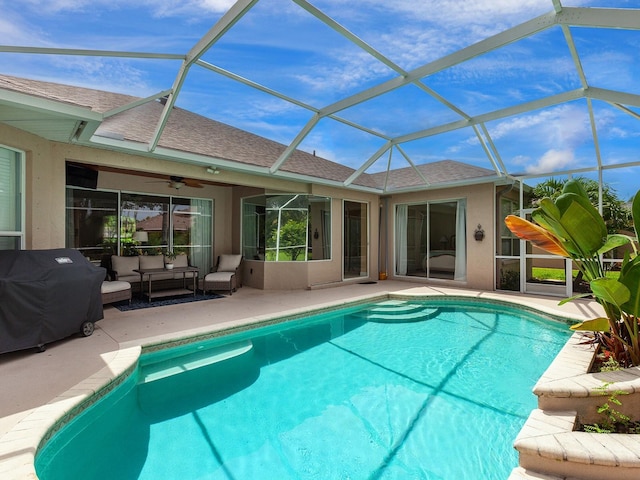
[383,182,496,291]
[0,122,382,290]
[1,121,496,292]
[0,123,64,250]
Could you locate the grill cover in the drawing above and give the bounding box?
[0,249,105,354]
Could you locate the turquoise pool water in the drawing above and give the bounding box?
[36,298,571,479]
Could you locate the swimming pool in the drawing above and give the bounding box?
[35,297,571,479]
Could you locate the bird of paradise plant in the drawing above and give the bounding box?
[505,180,640,367]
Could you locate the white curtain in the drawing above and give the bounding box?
[454,199,467,281]
[190,198,213,274]
[395,204,408,275]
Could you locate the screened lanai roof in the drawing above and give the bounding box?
[0,0,639,198]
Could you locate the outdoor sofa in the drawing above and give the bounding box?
[107,254,197,293]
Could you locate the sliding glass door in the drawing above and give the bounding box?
[395,200,466,281]
[343,200,368,279]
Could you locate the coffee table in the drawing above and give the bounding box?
[133,266,199,302]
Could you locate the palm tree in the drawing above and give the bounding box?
[532,177,633,234]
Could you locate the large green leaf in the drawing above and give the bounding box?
[562,178,590,199]
[570,317,611,332]
[633,191,640,241]
[558,292,594,305]
[598,234,631,256]
[532,198,573,247]
[619,257,640,316]
[590,277,630,308]
[554,193,607,256]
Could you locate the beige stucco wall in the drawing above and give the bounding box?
[0,123,64,250]
[383,182,496,291]
[238,186,380,290]
[1,121,498,292]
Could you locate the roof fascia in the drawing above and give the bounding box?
[0,88,102,122]
[87,134,384,194]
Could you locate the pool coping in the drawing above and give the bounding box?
[0,290,392,479]
[509,332,640,479]
[0,288,626,480]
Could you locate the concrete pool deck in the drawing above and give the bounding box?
[0,282,610,479]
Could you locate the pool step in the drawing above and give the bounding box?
[139,339,253,384]
[359,301,439,323]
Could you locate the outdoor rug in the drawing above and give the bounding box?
[113,292,223,312]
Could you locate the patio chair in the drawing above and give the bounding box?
[101,280,132,305]
[202,254,243,295]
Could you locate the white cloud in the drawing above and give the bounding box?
[148,0,235,17]
[293,49,391,96]
[16,0,233,16]
[525,148,575,174]
[318,0,553,28]
[0,15,34,45]
[488,104,590,147]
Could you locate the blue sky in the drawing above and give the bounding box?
[1,0,639,200]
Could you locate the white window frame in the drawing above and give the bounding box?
[0,145,25,250]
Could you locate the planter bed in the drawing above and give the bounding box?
[510,332,640,479]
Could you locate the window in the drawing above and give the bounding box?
[66,188,119,260]
[344,200,368,279]
[395,200,466,281]
[0,146,24,250]
[66,187,212,273]
[120,193,171,255]
[499,198,519,256]
[242,194,331,261]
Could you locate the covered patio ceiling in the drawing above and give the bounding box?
[1,0,639,198]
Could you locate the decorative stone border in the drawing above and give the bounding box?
[510,332,640,479]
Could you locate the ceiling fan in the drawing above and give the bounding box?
[150,175,204,190]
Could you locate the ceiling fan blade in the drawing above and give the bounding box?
[183,178,204,188]
[169,175,202,188]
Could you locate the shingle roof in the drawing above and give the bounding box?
[0,75,137,113]
[0,74,498,191]
[369,160,497,190]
